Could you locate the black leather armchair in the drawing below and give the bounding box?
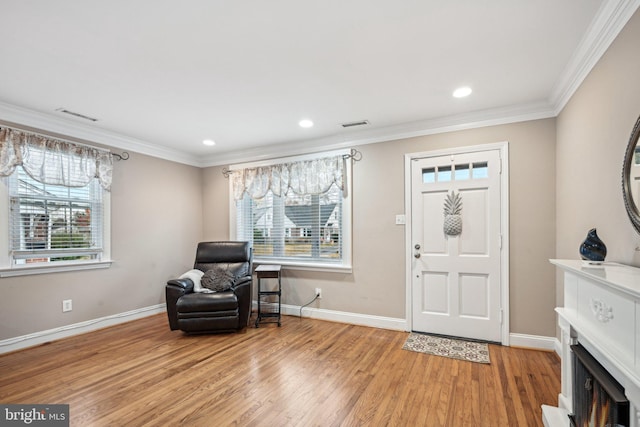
[166,241,252,333]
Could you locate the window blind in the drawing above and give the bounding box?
[7,166,103,265]
[236,184,343,263]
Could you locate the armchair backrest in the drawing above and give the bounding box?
[194,241,252,278]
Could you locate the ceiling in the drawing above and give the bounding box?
[0,1,637,167]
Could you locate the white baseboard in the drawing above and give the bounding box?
[254,301,408,331]
[509,332,558,351]
[255,302,558,351]
[0,304,166,354]
[2,303,559,355]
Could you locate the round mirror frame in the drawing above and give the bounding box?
[622,113,640,234]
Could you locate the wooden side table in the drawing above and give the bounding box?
[255,264,282,327]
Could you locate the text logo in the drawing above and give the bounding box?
[1,405,69,426]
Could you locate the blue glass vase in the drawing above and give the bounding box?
[579,228,607,262]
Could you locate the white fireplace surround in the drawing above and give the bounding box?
[543,260,640,427]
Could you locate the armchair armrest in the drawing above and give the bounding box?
[167,278,195,293]
[166,278,195,330]
[232,275,252,289]
[232,275,253,328]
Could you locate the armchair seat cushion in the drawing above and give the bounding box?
[178,310,238,319]
[176,291,238,313]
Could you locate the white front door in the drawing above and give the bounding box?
[410,149,503,342]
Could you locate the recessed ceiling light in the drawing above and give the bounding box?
[299,119,314,128]
[453,86,472,98]
[202,139,216,146]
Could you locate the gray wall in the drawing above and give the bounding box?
[4,9,639,344]
[557,8,640,264]
[556,10,640,305]
[203,118,558,337]
[0,152,203,340]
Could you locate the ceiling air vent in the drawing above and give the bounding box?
[55,108,98,122]
[341,120,369,128]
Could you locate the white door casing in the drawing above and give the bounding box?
[404,143,509,344]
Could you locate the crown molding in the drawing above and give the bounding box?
[0,98,555,169]
[550,0,640,114]
[0,101,202,167]
[199,101,555,167]
[202,0,639,167]
[1,1,635,169]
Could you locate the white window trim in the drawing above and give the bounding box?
[0,183,112,277]
[229,149,352,273]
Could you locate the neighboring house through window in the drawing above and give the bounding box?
[230,149,352,271]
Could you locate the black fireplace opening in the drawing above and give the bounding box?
[570,344,629,427]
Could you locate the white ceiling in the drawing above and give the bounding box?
[0,1,638,167]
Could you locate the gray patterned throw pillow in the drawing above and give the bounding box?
[201,266,236,292]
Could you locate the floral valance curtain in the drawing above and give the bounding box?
[231,155,345,200]
[0,127,113,190]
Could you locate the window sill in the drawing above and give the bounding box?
[254,259,352,274]
[0,260,112,277]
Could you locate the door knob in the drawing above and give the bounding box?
[414,253,421,258]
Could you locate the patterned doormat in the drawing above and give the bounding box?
[402,333,491,364]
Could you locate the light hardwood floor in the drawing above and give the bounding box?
[0,314,560,426]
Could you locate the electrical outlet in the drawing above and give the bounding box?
[62,299,72,312]
[315,288,322,299]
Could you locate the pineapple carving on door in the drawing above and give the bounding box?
[443,191,463,236]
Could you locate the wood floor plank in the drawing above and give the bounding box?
[0,313,560,426]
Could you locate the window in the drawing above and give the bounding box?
[6,167,104,265]
[422,162,489,183]
[0,127,112,276]
[230,150,352,271]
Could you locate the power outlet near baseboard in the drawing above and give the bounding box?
[62,299,73,312]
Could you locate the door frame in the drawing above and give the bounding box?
[404,142,510,345]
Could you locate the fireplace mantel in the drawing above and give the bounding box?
[543,259,640,427]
